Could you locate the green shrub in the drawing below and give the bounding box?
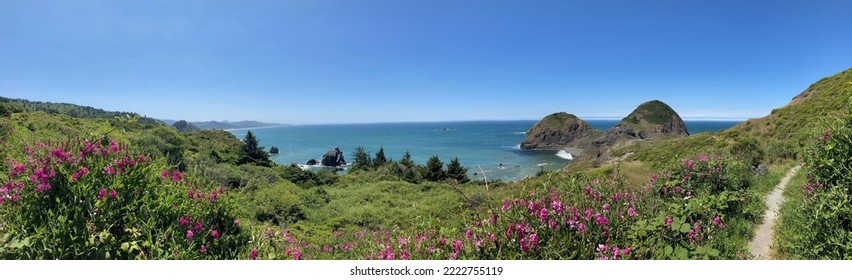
[778,108,852,259]
[0,126,249,259]
[251,182,306,226]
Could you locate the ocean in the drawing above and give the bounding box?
[229,120,741,182]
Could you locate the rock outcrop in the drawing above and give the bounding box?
[594,100,688,146]
[520,112,601,154]
[321,147,346,167]
[269,146,279,154]
[306,159,318,165]
[521,100,689,159]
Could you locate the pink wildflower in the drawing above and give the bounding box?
[664,216,673,227]
[501,200,511,212]
[211,230,220,239]
[292,249,302,260]
[538,207,549,222]
[109,189,117,199]
[528,234,538,249]
[627,208,638,217]
[250,248,258,260]
[200,245,207,254]
[11,163,26,177]
[160,170,169,179]
[35,183,51,193]
[452,240,463,254]
[550,200,565,216]
[97,188,107,200]
[186,230,194,241]
[234,219,240,227]
[179,216,190,227]
[594,213,608,227]
[712,216,726,229]
[71,167,89,181]
[171,171,182,182]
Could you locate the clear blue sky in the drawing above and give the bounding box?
[1,0,851,124]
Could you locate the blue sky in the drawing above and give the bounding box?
[1,0,851,124]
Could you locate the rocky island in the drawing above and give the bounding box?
[520,100,689,157]
[519,112,602,156]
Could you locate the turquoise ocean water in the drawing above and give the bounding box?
[229,120,740,182]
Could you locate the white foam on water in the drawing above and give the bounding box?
[555,150,574,160]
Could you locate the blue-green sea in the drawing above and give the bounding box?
[230,120,740,182]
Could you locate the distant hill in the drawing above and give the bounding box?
[163,120,287,130]
[172,120,202,132]
[0,96,164,128]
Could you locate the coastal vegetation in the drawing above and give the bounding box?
[0,68,850,259]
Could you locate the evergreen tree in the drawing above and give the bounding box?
[374,147,388,167]
[352,146,372,171]
[238,130,271,166]
[423,155,446,182]
[446,157,470,183]
[399,151,415,168]
[401,166,421,184]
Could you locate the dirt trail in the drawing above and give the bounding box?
[747,165,801,259]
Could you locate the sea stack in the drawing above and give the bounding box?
[594,100,689,146]
[321,147,347,167]
[519,112,601,154]
[269,146,279,154]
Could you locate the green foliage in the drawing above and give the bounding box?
[399,151,414,168]
[373,147,388,167]
[238,131,271,166]
[251,182,306,226]
[731,136,765,167]
[423,155,446,182]
[0,96,162,128]
[351,146,372,172]
[776,105,852,259]
[623,100,678,125]
[446,157,470,183]
[280,164,338,188]
[0,126,249,259]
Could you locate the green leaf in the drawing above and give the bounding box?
[665,245,673,256]
[675,246,689,260]
[679,223,691,233]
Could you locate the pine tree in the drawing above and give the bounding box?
[446,157,470,183]
[238,130,271,166]
[399,151,415,168]
[352,146,372,171]
[374,147,388,167]
[423,155,445,182]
